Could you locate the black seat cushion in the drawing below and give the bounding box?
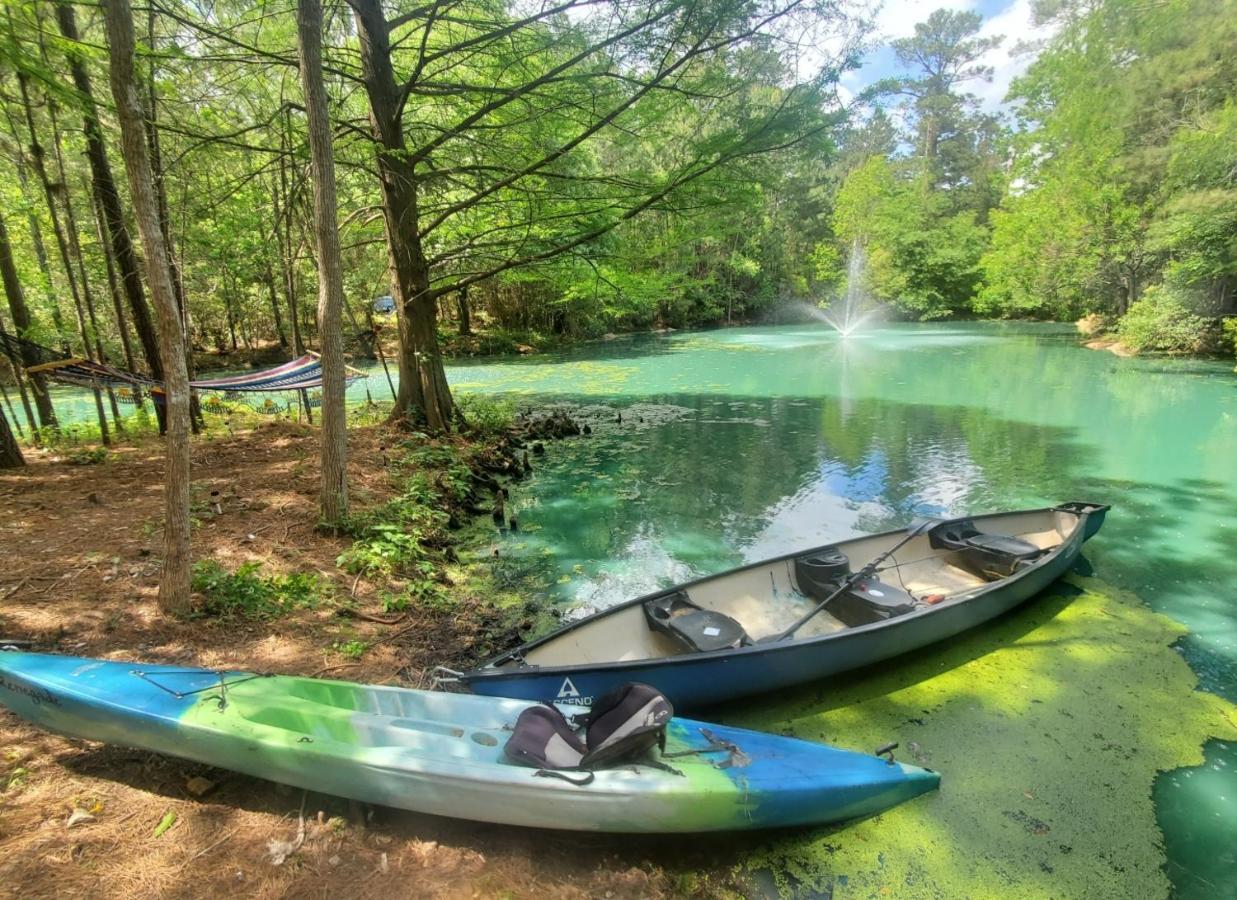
[964,533,1040,558]
[644,592,749,652]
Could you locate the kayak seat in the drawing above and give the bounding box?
[643,591,750,653]
[930,520,1043,580]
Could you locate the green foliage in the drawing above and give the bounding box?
[1223,318,1237,358]
[456,395,515,437]
[338,456,462,577]
[66,446,108,465]
[834,158,988,319]
[981,0,1237,325]
[1116,286,1214,354]
[190,560,324,620]
[331,639,369,660]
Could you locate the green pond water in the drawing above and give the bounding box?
[39,321,1236,895]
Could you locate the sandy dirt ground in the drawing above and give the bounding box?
[0,423,739,899]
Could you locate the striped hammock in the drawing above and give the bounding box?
[21,351,364,394]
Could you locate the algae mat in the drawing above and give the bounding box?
[727,576,1237,898]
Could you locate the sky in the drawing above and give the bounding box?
[839,0,1057,114]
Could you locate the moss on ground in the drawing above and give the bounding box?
[728,576,1237,899]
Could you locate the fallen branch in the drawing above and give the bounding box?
[341,608,408,625]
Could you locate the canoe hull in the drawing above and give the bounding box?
[461,503,1108,709]
[0,653,938,832]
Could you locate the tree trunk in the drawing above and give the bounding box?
[0,309,39,441]
[265,258,289,348]
[102,0,192,615]
[275,143,304,355]
[1,107,67,342]
[48,107,125,433]
[18,74,111,446]
[353,0,453,430]
[297,0,349,526]
[457,286,472,336]
[56,0,165,431]
[0,402,22,468]
[0,215,58,431]
[87,171,143,409]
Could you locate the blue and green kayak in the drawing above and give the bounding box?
[0,652,939,832]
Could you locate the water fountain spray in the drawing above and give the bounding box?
[820,239,878,338]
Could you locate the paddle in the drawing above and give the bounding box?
[761,517,942,644]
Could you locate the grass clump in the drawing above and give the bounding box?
[190,560,325,620]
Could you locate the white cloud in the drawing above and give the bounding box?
[972,0,1058,112]
[874,0,979,42]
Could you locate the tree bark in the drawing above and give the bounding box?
[102,0,192,614]
[0,215,58,431]
[297,0,348,526]
[56,0,165,431]
[0,401,22,468]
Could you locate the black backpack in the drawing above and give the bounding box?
[503,683,676,784]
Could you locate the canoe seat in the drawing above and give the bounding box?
[643,591,750,653]
[930,521,1043,580]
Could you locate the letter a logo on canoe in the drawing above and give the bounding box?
[557,677,580,699]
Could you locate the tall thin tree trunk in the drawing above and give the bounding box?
[47,103,125,432]
[0,309,38,441]
[18,74,110,446]
[457,286,472,336]
[57,0,165,431]
[102,0,192,614]
[0,375,22,439]
[143,7,202,433]
[1,106,66,342]
[298,0,348,527]
[265,258,289,349]
[0,402,22,468]
[276,138,304,355]
[87,172,142,411]
[0,216,58,430]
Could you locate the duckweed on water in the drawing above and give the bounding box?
[730,576,1236,898]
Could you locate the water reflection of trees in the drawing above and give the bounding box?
[504,390,1098,593]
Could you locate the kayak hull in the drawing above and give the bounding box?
[0,653,938,832]
[461,503,1109,709]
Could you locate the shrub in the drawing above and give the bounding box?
[1116,286,1213,353]
[456,394,515,436]
[331,639,369,659]
[1223,318,1237,358]
[190,560,324,620]
[67,447,109,465]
